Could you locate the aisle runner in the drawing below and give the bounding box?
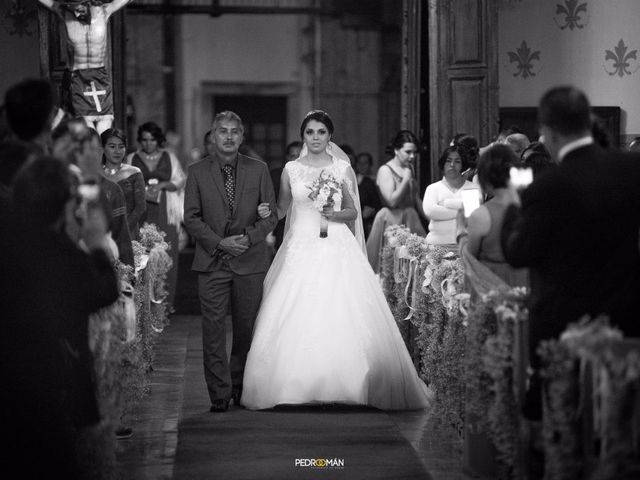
[173,319,433,480]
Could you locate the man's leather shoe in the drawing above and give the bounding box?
[210,399,229,412]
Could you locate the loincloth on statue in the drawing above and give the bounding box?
[63,66,114,117]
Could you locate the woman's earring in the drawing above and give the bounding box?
[327,143,333,151]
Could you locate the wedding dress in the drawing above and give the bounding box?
[241,151,431,410]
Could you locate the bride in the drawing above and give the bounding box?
[241,110,431,410]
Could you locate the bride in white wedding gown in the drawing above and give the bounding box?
[241,110,431,410]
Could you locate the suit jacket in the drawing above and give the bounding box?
[184,153,278,274]
[501,144,640,354]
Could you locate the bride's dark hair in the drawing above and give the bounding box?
[300,110,334,138]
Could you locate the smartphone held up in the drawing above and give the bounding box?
[461,189,481,218]
[509,167,533,189]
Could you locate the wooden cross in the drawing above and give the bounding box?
[83,81,106,112]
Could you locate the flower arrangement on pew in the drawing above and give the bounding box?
[132,223,173,368]
[82,223,173,478]
[381,226,427,368]
[417,245,467,436]
[538,317,640,480]
[380,225,467,436]
[481,289,528,472]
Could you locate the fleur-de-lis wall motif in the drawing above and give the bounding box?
[604,39,638,77]
[554,0,588,30]
[3,0,37,37]
[507,41,541,79]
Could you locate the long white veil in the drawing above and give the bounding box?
[283,142,366,254]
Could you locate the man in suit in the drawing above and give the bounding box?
[184,111,278,412]
[501,86,640,414]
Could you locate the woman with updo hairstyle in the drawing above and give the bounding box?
[127,121,186,306]
[101,128,146,239]
[365,130,426,273]
[456,144,528,287]
[454,134,480,181]
[422,143,476,246]
[450,133,480,181]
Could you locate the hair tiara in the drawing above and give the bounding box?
[305,109,329,118]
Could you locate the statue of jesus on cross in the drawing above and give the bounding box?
[38,0,133,133]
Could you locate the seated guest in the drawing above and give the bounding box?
[456,144,528,287]
[422,144,476,246]
[354,151,381,238]
[520,141,555,179]
[101,128,146,239]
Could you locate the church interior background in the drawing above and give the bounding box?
[2,1,640,478]
[1,0,639,190]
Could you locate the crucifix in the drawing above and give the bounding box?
[83,80,106,113]
[38,0,133,133]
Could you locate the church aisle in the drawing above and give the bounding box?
[114,315,469,479]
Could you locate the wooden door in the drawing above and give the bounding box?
[427,0,499,178]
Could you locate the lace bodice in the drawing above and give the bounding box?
[287,158,350,209]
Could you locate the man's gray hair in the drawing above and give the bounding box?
[212,111,244,134]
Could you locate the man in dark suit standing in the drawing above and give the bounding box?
[184,111,278,412]
[502,85,640,375]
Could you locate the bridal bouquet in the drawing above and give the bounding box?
[307,169,342,238]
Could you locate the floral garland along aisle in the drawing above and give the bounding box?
[80,223,173,479]
[538,317,640,480]
[382,225,640,479]
[381,225,529,475]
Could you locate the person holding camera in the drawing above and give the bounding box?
[501,86,640,420]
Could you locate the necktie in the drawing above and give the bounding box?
[222,164,235,214]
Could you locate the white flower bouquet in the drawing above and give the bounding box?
[307,169,342,238]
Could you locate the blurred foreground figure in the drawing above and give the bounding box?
[0,156,119,478]
[501,85,640,418]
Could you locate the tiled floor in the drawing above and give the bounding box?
[114,315,473,479]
